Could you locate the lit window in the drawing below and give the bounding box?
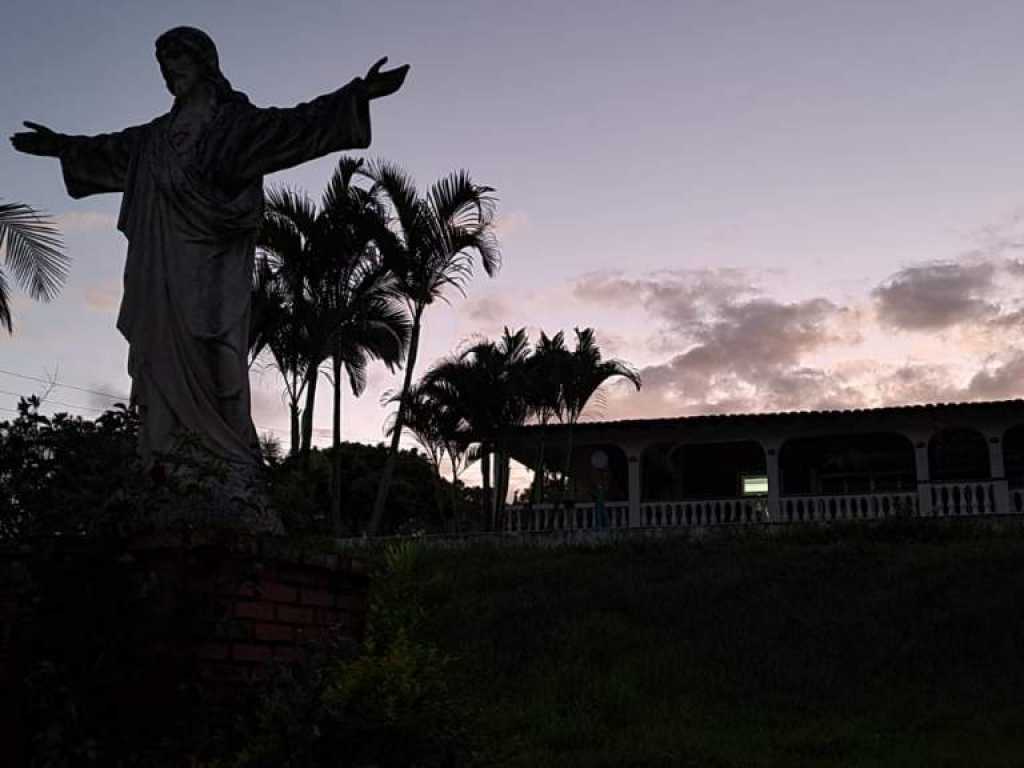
[742,475,768,495]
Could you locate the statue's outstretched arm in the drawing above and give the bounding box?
[226,59,409,182]
[12,120,147,199]
[10,122,68,157]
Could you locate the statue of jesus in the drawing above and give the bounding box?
[10,27,408,502]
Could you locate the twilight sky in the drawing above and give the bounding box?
[5,0,1024,487]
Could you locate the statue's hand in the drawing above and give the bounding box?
[9,121,66,157]
[364,57,410,100]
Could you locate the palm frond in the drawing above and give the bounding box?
[0,269,11,333]
[361,158,420,245]
[0,201,68,304]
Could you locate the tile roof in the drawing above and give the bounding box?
[511,398,1024,434]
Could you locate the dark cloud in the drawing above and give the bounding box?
[601,295,853,417]
[573,268,758,332]
[965,351,1024,401]
[576,258,1024,422]
[875,363,963,405]
[462,295,515,325]
[872,262,999,331]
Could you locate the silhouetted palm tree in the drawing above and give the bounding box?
[386,380,469,529]
[0,200,68,333]
[524,330,570,504]
[419,327,531,528]
[252,188,320,455]
[364,161,499,535]
[317,159,410,533]
[559,328,641,498]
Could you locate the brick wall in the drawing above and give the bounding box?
[0,532,369,763]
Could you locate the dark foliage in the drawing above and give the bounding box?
[270,442,478,536]
[218,541,470,767]
[0,397,143,540]
[13,541,215,767]
[397,525,1024,766]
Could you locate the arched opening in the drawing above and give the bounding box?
[566,443,629,502]
[780,433,916,495]
[641,441,766,501]
[928,428,990,482]
[1003,425,1024,488]
[641,442,682,501]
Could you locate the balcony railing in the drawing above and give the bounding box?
[641,497,766,527]
[928,480,1005,517]
[503,481,1023,533]
[504,501,631,532]
[779,491,918,522]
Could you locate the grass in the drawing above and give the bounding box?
[378,521,1024,766]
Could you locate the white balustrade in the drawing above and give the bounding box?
[639,497,767,528]
[503,501,631,532]
[928,481,1005,517]
[778,491,917,523]
[503,482,1016,533]
[1009,487,1024,514]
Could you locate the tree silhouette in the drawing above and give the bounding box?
[363,161,499,535]
[558,328,641,498]
[0,200,68,333]
[417,328,531,527]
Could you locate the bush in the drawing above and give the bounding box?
[0,397,143,540]
[218,540,470,767]
[0,397,255,542]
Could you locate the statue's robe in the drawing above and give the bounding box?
[59,80,371,467]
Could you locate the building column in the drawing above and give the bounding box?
[987,432,1010,515]
[627,453,642,528]
[910,434,932,517]
[765,443,780,523]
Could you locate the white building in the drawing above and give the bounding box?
[502,399,1024,531]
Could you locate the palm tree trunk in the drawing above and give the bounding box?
[501,451,512,519]
[289,398,301,457]
[481,444,492,529]
[301,365,319,456]
[329,351,344,536]
[368,305,423,536]
[493,446,510,528]
[450,462,461,533]
[532,433,547,505]
[564,421,576,500]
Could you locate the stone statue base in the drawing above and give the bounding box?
[147,459,284,535]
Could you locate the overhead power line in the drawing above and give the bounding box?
[0,368,128,402]
[0,388,107,414]
[0,366,300,439]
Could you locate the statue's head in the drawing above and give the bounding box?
[155,26,233,101]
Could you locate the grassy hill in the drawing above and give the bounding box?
[386,521,1024,767]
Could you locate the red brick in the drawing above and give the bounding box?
[233,643,272,663]
[235,601,275,621]
[251,622,293,643]
[276,604,314,624]
[300,588,333,607]
[260,580,298,604]
[197,642,230,660]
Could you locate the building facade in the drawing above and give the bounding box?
[502,399,1024,531]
